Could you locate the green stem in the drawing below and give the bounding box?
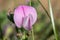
[30,0,31,6]
[38,0,51,19]
[48,0,58,40]
[30,0,34,40]
[32,27,34,40]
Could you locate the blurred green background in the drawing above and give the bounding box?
[0,0,60,40]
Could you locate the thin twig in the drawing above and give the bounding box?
[38,0,51,19]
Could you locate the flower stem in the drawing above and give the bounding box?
[32,27,34,40]
[30,0,34,40]
[48,0,58,40]
[30,0,31,6]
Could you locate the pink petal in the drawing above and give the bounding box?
[14,6,24,28]
[22,6,37,25]
[23,16,32,30]
[14,5,37,30]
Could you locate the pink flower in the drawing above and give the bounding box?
[14,5,37,30]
